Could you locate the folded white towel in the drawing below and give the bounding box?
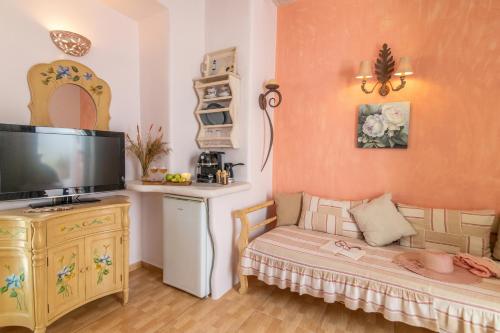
[320,240,366,260]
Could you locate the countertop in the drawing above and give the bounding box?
[126,180,251,199]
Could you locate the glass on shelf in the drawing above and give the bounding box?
[147,166,168,182]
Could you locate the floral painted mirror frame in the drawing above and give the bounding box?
[27,59,111,130]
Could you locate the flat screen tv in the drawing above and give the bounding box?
[0,124,125,205]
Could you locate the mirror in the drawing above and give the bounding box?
[48,84,97,129]
[27,60,111,130]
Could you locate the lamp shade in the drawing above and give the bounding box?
[395,57,413,76]
[355,60,373,79]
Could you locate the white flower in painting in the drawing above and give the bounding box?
[362,114,387,137]
[382,104,406,130]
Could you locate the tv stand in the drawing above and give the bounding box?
[29,196,101,209]
[0,196,130,333]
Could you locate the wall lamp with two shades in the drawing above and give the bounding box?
[356,43,414,96]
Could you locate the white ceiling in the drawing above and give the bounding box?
[98,0,167,21]
[99,0,293,22]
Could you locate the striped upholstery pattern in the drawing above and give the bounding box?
[396,203,496,257]
[298,193,365,239]
[241,226,500,333]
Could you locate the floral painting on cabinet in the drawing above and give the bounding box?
[94,245,112,284]
[357,101,410,149]
[0,266,26,311]
[56,254,76,298]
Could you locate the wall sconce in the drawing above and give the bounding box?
[49,30,91,57]
[356,43,413,96]
[259,79,282,172]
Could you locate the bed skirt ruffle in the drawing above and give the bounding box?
[242,247,499,333]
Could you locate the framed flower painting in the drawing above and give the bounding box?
[357,101,410,149]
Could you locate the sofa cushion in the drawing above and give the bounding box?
[275,192,303,227]
[396,203,496,257]
[298,192,364,239]
[349,193,416,246]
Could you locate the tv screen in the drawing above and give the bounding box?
[0,124,125,201]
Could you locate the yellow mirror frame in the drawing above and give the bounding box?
[27,60,111,130]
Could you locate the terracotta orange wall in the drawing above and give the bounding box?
[274,0,500,211]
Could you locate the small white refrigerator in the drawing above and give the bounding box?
[162,195,213,298]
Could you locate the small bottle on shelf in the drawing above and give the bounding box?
[216,169,222,184]
[221,170,228,185]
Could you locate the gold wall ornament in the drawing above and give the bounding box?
[50,30,91,57]
[355,43,414,96]
[27,59,111,130]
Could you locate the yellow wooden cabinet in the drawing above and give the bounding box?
[0,196,130,333]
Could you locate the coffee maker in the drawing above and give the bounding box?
[196,151,224,183]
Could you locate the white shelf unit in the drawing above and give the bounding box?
[194,73,240,149]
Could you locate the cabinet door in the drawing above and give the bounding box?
[85,231,123,300]
[47,239,86,320]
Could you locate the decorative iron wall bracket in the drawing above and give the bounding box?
[259,80,282,172]
[356,43,413,97]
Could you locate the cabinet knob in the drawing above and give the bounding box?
[80,268,86,273]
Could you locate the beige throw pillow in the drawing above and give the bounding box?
[397,203,497,258]
[275,192,303,227]
[298,192,365,239]
[349,193,416,246]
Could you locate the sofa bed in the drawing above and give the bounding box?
[234,193,500,333]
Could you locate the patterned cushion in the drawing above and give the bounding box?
[396,203,496,257]
[298,193,365,239]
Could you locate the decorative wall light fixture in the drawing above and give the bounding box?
[49,30,91,57]
[259,79,282,172]
[356,43,413,96]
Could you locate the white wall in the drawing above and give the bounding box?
[247,0,277,199]
[0,0,143,265]
[135,0,277,276]
[138,10,170,267]
[160,0,206,175]
[139,10,169,157]
[205,0,252,180]
[202,0,277,297]
[205,0,276,195]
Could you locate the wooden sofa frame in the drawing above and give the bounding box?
[233,200,277,294]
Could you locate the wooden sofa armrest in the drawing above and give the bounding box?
[233,200,276,294]
[233,200,276,250]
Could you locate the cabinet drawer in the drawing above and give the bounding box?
[47,208,121,246]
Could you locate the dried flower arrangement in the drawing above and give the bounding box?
[126,125,170,178]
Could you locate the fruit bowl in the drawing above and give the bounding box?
[164,172,192,185]
[163,180,192,186]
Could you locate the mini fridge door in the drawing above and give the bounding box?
[162,195,212,298]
